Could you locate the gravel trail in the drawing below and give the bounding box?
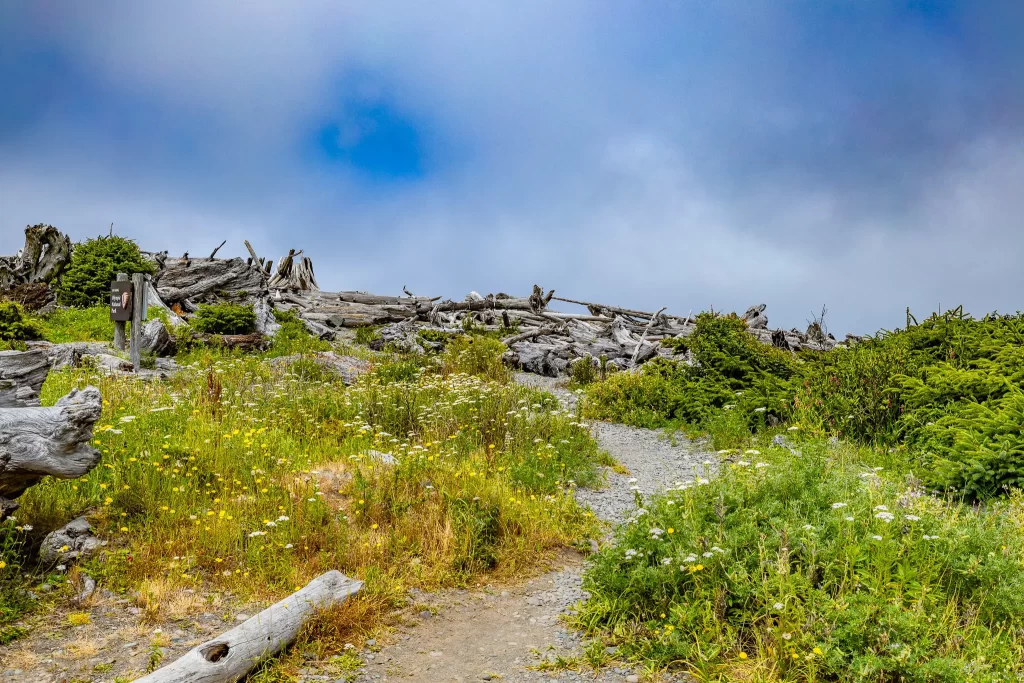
[336,374,712,683]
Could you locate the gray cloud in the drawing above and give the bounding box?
[2,2,1022,335]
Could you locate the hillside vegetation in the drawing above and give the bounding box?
[574,309,1024,681]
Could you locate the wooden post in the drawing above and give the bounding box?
[113,273,128,351]
[130,273,145,372]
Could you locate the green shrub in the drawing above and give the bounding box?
[0,301,41,341]
[267,308,331,357]
[585,314,796,430]
[577,442,1024,680]
[568,355,598,387]
[440,335,509,382]
[190,303,256,335]
[57,236,154,308]
[354,326,381,345]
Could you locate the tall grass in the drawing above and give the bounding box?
[576,439,1024,681]
[11,341,602,630]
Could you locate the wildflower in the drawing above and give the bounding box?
[738,651,748,659]
[905,515,920,521]
[649,527,664,539]
[802,524,814,531]
[873,505,889,512]
[0,561,5,570]
[773,602,784,610]
[276,515,290,522]
[702,552,714,558]
[661,557,672,565]
[787,426,799,431]
[744,449,760,455]
[871,535,883,541]
[813,647,823,655]
[874,512,894,522]
[844,516,854,522]
[20,525,31,532]
[831,502,848,509]
[248,531,267,538]
[624,549,638,560]
[782,632,792,640]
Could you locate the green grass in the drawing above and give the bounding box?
[11,337,602,634]
[34,305,169,344]
[576,438,1024,681]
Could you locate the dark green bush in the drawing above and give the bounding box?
[0,301,41,341]
[585,314,797,430]
[57,236,154,308]
[190,303,256,335]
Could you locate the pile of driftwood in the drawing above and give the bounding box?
[2,227,842,378]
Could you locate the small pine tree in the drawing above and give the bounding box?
[0,301,42,341]
[190,303,257,335]
[57,236,155,308]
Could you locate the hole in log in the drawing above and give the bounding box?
[201,642,230,662]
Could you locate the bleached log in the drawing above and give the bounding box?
[0,350,50,408]
[134,570,363,683]
[0,387,102,516]
[155,257,267,306]
[418,296,538,314]
[502,325,565,346]
[631,307,667,365]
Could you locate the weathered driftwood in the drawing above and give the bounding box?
[0,387,102,518]
[154,257,268,308]
[631,307,667,365]
[502,325,565,346]
[196,333,270,353]
[269,249,319,292]
[0,224,72,290]
[134,570,363,683]
[0,349,51,408]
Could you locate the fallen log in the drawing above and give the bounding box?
[0,386,102,518]
[134,570,363,683]
[155,257,268,306]
[502,324,565,346]
[195,333,270,353]
[0,349,50,408]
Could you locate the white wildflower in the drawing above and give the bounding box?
[905,515,920,521]
[875,512,894,522]
[773,602,784,610]
[871,535,883,541]
[831,502,848,509]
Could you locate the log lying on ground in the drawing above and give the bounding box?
[0,386,102,518]
[134,570,363,683]
[153,256,268,309]
[0,349,51,408]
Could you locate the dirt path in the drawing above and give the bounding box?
[340,375,711,683]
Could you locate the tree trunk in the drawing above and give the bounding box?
[133,570,362,683]
[0,386,102,517]
[0,224,73,290]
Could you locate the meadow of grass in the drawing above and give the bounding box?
[575,309,1024,681]
[2,332,605,650]
[576,435,1024,682]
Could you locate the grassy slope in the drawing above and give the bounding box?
[0,334,606,665]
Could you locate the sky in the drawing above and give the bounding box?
[1,1,1022,335]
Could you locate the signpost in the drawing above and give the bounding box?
[111,274,131,352]
[110,273,150,371]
